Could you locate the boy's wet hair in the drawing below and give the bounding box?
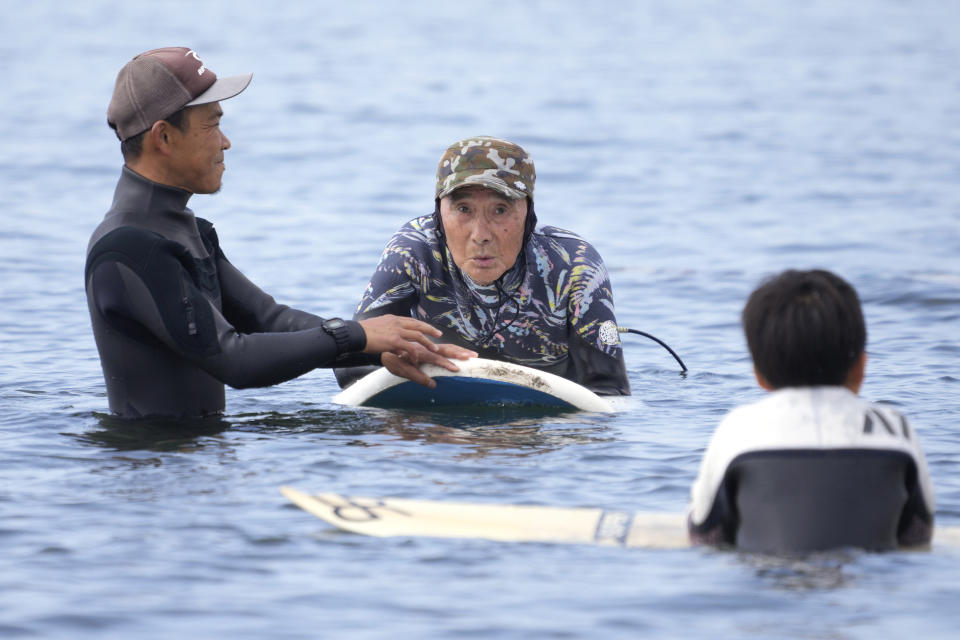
[742,269,866,389]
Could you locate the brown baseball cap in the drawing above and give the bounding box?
[107,47,252,141]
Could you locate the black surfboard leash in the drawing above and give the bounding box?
[618,327,688,374]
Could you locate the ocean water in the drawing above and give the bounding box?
[1,1,959,638]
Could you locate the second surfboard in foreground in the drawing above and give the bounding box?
[281,487,960,551]
[282,487,694,549]
[331,357,614,413]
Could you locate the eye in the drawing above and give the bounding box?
[494,206,508,216]
[456,204,471,214]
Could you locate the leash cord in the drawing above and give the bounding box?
[618,327,688,373]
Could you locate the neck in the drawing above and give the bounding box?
[97,167,208,258]
[125,158,194,199]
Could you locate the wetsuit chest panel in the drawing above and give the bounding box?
[728,449,913,552]
[88,261,169,350]
[194,219,223,305]
[86,226,221,358]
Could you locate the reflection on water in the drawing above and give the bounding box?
[370,409,615,459]
[229,407,377,435]
[743,549,862,591]
[73,406,612,459]
[74,413,233,452]
[231,405,615,459]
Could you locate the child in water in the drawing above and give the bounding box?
[687,269,934,553]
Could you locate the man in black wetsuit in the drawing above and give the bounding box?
[86,47,474,419]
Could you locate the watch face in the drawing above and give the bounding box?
[324,318,345,329]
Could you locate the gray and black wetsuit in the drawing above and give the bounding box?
[687,387,935,552]
[85,167,377,418]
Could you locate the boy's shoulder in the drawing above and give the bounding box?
[693,387,925,519]
[718,386,913,450]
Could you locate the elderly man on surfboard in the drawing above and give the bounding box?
[335,136,630,396]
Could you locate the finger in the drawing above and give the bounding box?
[396,330,440,352]
[390,342,425,363]
[417,352,462,373]
[424,354,460,372]
[391,346,460,374]
[400,318,443,337]
[434,344,477,360]
[384,354,436,388]
[405,366,437,388]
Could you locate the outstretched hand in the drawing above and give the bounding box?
[381,343,477,388]
[359,315,477,387]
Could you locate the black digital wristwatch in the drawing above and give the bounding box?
[321,317,352,356]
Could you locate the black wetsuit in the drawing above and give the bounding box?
[85,167,378,418]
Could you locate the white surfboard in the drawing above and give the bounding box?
[281,487,960,551]
[331,357,613,413]
[281,487,688,549]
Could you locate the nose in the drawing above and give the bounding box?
[221,131,231,151]
[470,214,492,244]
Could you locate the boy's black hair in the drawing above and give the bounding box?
[742,269,866,389]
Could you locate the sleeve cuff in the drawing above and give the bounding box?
[344,319,367,353]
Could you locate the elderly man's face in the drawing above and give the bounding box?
[439,186,528,285]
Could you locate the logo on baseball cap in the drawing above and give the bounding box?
[107,47,252,141]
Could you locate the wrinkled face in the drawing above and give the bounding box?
[439,186,528,285]
[166,102,231,194]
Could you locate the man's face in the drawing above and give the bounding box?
[439,186,528,285]
[165,102,230,194]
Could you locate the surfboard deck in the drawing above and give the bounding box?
[331,357,613,413]
[282,487,688,549]
[281,487,960,551]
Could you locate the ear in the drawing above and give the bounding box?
[753,367,775,391]
[522,198,537,242]
[433,199,445,241]
[146,120,174,155]
[844,351,867,394]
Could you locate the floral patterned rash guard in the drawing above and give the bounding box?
[334,214,630,395]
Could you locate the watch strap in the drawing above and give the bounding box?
[321,317,352,357]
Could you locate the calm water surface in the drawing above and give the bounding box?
[1,1,959,638]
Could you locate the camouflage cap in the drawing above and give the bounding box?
[435,136,535,201]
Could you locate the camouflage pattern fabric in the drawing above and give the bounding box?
[356,214,623,370]
[436,137,536,201]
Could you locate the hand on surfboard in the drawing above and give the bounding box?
[359,315,476,388]
[382,343,477,388]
